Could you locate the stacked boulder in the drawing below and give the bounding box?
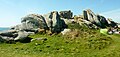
[59,10,74,24]
[83,9,103,28]
[0,9,118,42]
[0,11,67,42]
[81,9,117,28]
[0,30,18,42]
[59,10,73,19]
[43,11,66,33]
[15,11,67,33]
[12,14,47,31]
[0,30,34,43]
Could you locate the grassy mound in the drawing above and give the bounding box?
[0,23,118,57]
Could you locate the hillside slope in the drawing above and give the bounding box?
[0,25,120,57]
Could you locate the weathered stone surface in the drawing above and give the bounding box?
[73,15,85,25]
[12,14,48,31]
[83,9,102,27]
[61,29,71,35]
[0,36,5,42]
[31,38,47,42]
[97,15,109,28]
[44,11,67,33]
[14,31,29,41]
[117,23,120,28]
[1,9,118,43]
[1,36,14,41]
[0,30,35,42]
[62,19,75,24]
[0,36,15,42]
[82,9,118,28]
[0,30,18,42]
[59,10,73,19]
[2,11,67,42]
[27,32,35,35]
[74,15,98,29]
[74,15,84,21]
[0,30,18,37]
[82,20,98,29]
[10,24,21,30]
[107,18,117,27]
[43,12,53,31]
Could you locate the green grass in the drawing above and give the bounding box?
[0,23,120,57]
[0,31,118,57]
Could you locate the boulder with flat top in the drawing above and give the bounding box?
[59,10,73,19]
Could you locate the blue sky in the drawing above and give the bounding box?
[0,0,120,27]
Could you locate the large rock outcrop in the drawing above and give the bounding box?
[3,11,67,43]
[0,9,118,43]
[13,11,67,33]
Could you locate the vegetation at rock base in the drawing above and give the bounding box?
[0,23,120,57]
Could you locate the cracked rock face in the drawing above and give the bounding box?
[83,9,117,28]
[43,11,67,33]
[0,30,35,42]
[12,12,67,33]
[14,31,29,41]
[0,11,67,42]
[83,9,102,27]
[12,14,48,31]
[0,9,118,43]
